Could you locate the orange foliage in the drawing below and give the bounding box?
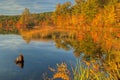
[0,23,2,28]
[49,63,70,80]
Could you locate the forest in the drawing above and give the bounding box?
[0,0,120,31]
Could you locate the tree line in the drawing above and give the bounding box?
[0,0,120,29]
[0,0,120,36]
[0,8,53,32]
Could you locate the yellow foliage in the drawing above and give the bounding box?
[52,63,70,80]
[103,5,116,27]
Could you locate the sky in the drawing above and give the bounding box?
[0,0,74,15]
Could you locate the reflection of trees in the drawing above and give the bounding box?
[21,30,120,78]
[54,39,71,51]
[53,34,104,60]
[73,50,81,58]
[22,35,31,44]
[53,33,120,79]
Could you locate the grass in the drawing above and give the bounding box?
[72,59,120,80]
[46,59,120,80]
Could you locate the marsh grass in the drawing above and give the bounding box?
[72,59,120,80]
[44,60,120,80]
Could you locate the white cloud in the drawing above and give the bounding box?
[0,0,74,15]
[0,0,24,10]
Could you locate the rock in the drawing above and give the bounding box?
[15,54,24,63]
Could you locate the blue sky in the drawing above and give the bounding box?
[0,0,74,15]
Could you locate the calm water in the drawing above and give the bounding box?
[0,35,76,80]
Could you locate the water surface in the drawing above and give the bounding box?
[0,35,76,80]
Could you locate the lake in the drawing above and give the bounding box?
[0,33,119,80]
[0,35,76,80]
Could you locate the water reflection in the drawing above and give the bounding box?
[1,29,119,79]
[20,30,120,79]
[20,30,120,62]
[0,34,75,80]
[15,54,24,68]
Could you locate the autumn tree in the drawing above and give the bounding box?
[81,0,99,22]
[54,2,71,16]
[17,8,34,29]
[97,0,109,8]
[53,2,72,26]
[72,0,84,15]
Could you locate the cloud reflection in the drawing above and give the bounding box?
[0,35,24,50]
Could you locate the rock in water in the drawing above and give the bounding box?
[15,54,24,63]
[15,54,24,68]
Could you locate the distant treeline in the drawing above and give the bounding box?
[0,0,120,33]
[0,10,53,32]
